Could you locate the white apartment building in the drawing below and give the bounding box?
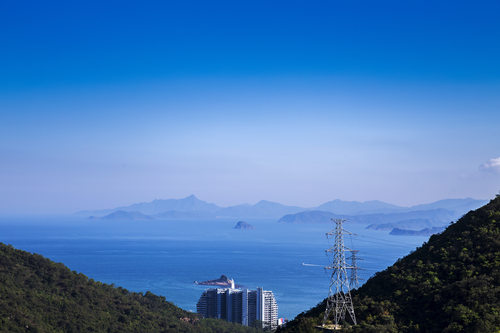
[197,285,278,330]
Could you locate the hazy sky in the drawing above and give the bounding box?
[1,1,500,214]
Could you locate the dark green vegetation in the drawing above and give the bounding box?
[279,196,500,333]
[0,243,261,333]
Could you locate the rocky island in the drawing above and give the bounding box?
[233,221,254,230]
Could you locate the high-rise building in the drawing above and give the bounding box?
[259,287,278,330]
[197,285,278,330]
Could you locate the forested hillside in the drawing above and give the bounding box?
[279,196,500,333]
[0,243,261,333]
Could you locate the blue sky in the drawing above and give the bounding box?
[1,1,499,214]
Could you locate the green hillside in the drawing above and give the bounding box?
[279,196,500,333]
[0,243,261,333]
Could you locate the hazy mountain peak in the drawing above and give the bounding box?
[316,199,403,215]
[255,200,280,206]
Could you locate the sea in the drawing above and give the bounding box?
[0,217,430,320]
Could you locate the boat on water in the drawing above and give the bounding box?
[194,274,243,288]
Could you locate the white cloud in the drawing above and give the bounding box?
[480,157,500,173]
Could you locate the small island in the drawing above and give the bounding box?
[233,221,254,230]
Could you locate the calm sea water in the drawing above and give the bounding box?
[0,217,428,319]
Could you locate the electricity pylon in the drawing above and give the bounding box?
[322,219,357,329]
[348,250,362,289]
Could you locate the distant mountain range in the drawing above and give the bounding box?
[78,195,304,219]
[78,195,487,231]
[278,198,486,232]
[279,208,458,225]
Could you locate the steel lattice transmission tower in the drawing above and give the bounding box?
[348,250,361,289]
[322,218,357,329]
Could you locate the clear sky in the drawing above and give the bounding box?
[1,1,499,214]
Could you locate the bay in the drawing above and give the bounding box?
[0,217,428,320]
